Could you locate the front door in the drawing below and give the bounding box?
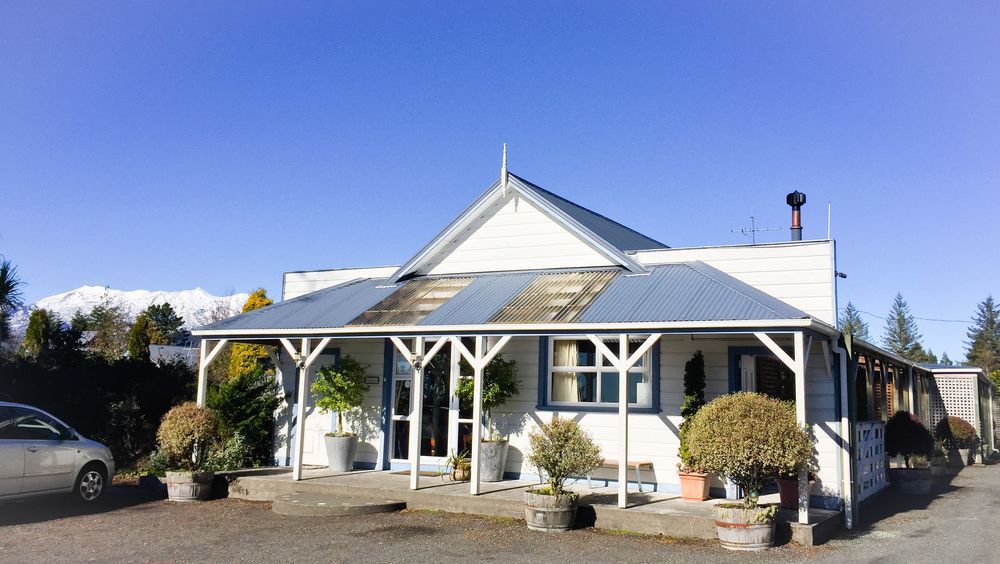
[388,339,475,466]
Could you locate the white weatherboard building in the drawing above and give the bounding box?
[192,170,990,528]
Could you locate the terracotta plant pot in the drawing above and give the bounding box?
[678,471,710,501]
[776,477,814,510]
[524,490,577,532]
[165,471,214,502]
[714,504,776,551]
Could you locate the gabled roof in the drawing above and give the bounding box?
[194,262,811,336]
[386,173,667,284]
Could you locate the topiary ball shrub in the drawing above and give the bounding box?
[687,392,813,507]
[935,416,979,449]
[156,402,219,471]
[527,415,603,497]
[885,411,935,467]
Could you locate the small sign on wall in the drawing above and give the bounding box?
[366,376,380,385]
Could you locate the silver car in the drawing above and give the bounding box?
[0,401,115,502]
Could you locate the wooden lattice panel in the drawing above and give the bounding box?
[932,376,978,434]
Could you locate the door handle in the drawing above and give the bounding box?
[26,446,38,453]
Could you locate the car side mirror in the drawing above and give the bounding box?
[60,428,77,441]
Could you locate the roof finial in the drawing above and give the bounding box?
[501,143,508,196]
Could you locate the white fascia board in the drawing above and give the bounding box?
[191,317,835,339]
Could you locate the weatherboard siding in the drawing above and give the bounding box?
[634,240,837,325]
[282,266,399,300]
[418,191,615,276]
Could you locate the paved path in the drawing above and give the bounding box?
[0,465,995,563]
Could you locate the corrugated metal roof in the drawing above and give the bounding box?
[195,262,809,334]
[509,174,668,252]
[418,272,536,326]
[489,270,618,324]
[578,262,807,323]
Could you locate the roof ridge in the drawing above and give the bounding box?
[678,262,807,319]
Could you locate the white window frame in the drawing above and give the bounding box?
[548,336,653,408]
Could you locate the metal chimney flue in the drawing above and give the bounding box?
[786,191,806,241]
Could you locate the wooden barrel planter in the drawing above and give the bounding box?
[524,490,578,532]
[714,504,776,551]
[165,471,214,501]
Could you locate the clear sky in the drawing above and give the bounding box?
[3,2,997,360]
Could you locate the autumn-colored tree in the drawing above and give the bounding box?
[228,289,274,379]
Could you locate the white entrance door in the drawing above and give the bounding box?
[741,354,757,392]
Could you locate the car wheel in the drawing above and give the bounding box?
[75,465,107,502]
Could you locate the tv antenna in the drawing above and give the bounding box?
[731,216,781,245]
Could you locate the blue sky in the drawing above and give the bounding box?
[2,2,997,360]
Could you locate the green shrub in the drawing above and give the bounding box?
[455,353,519,440]
[204,433,253,472]
[885,411,934,466]
[141,448,172,476]
[207,366,281,466]
[687,392,813,507]
[677,351,706,472]
[527,415,603,496]
[311,355,369,436]
[155,402,219,471]
[935,416,979,449]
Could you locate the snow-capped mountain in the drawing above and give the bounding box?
[7,286,250,333]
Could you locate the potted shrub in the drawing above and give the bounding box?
[677,350,710,501]
[445,450,471,482]
[930,442,948,476]
[311,355,370,472]
[524,415,603,532]
[455,354,519,482]
[935,416,979,469]
[687,392,813,551]
[885,411,935,494]
[775,470,815,509]
[156,402,220,501]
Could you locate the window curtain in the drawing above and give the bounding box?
[552,340,579,402]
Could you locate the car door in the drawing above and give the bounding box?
[11,407,79,494]
[0,407,24,496]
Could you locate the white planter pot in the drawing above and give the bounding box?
[325,435,359,473]
[479,440,509,482]
[165,471,214,502]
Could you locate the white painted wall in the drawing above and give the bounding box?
[417,191,615,276]
[634,240,837,325]
[285,335,843,503]
[282,266,399,300]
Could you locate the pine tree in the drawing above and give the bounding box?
[940,352,954,366]
[965,296,1000,373]
[21,309,60,358]
[883,293,926,361]
[228,289,274,379]
[144,303,188,345]
[923,348,938,364]
[85,293,131,360]
[127,313,152,362]
[839,301,870,341]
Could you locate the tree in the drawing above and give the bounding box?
[144,303,188,345]
[0,259,24,344]
[923,348,939,365]
[883,293,927,362]
[127,313,152,362]
[228,289,273,379]
[21,309,61,358]
[965,296,1000,373]
[84,293,132,360]
[839,301,870,341]
[940,352,954,366]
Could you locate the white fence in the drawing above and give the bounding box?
[856,421,887,502]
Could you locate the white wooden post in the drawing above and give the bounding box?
[196,339,228,407]
[471,336,485,495]
[292,338,311,481]
[451,335,512,496]
[617,333,629,509]
[908,366,916,414]
[409,336,425,490]
[794,331,809,525]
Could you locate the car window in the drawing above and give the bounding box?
[0,407,13,439]
[9,407,67,441]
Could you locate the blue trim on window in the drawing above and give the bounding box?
[535,337,661,414]
[381,339,394,470]
[537,336,549,410]
[727,346,770,392]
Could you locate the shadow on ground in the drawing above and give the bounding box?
[0,486,165,527]
[844,469,964,539]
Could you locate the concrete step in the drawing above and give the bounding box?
[271,491,406,517]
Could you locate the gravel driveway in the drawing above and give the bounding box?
[1,465,995,563]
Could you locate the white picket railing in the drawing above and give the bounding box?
[856,421,887,502]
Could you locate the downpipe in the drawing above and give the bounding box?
[833,344,854,530]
